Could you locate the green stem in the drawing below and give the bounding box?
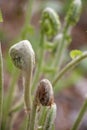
[32,31,45,92]
[0,43,3,129]
[53,22,69,68]
[43,103,57,130]
[24,71,32,112]
[52,51,87,86]
[34,109,41,130]
[39,107,48,130]
[24,66,33,130]
[71,98,87,130]
[26,100,37,130]
[29,101,37,130]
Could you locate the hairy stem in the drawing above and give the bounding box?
[24,69,32,112]
[24,63,33,130]
[71,97,87,130]
[39,107,48,129]
[43,103,57,130]
[29,100,37,130]
[52,52,87,86]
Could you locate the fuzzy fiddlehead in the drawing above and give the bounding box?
[9,40,35,113]
[65,0,82,26]
[35,79,56,130]
[29,78,54,130]
[41,7,61,39]
[36,79,54,107]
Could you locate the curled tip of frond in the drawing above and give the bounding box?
[9,40,35,71]
[41,7,61,38]
[65,0,82,26]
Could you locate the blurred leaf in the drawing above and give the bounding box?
[70,50,83,59]
[0,9,3,22]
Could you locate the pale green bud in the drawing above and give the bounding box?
[65,0,82,26]
[41,7,61,38]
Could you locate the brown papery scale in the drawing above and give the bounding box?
[36,79,54,106]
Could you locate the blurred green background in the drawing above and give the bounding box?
[0,0,87,130]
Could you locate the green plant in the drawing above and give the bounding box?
[0,0,87,130]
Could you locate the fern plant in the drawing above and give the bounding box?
[0,0,87,130]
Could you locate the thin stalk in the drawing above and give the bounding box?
[23,53,35,130]
[43,103,57,130]
[24,64,33,130]
[26,100,37,130]
[24,70,32,112]
[32,31,45,92]
[29,101,37,130]
[71,98,87,130]
[52,52,87,86]
[53,23,69,68]
[0,43,3,129]
[34,109,41,130]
